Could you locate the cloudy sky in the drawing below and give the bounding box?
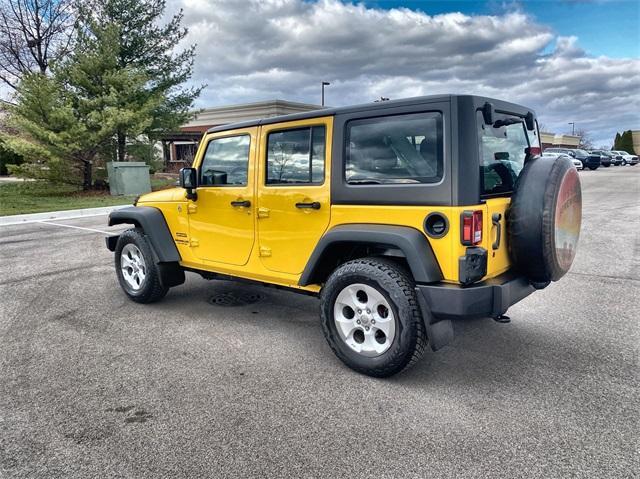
[170,0,640,146]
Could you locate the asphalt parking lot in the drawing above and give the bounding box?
[1,167,638,478]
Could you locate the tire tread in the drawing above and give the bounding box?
[321,257,427,377]
[115,228,169,303]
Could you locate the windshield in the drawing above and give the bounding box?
[477,112,530,197]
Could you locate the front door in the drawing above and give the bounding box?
[187,127,257,265]
[256,118,332,275]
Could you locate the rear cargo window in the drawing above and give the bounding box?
[345,112,443,185]
[478,112,530,197]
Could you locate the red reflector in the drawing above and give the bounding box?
[529,147,541,156]
[461,210,483,245]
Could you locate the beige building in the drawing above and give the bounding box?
[632,130,640,154]
[540,132,581,150]
[162,99,323,170]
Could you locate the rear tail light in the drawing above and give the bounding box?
[461,210,483,245]
[528,146,541,156]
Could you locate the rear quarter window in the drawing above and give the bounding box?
[344,112,443,185]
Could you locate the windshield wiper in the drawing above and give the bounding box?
[493,118,522,128]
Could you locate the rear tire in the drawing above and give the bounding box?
[320,258,427,377]
[115,228,169,303]
[588,166,598,171]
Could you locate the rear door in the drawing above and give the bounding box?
[256,117,332,275]
[478,112,538,277]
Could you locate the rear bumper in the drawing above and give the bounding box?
[416,272,536,320]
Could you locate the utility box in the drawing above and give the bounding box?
[107,162,152,196]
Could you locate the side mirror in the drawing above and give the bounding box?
[524,111,535,131]
[180,167,198,200]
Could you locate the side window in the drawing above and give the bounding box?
[200,135,250,186]
[266,126,325,185]
[345,112,443,184]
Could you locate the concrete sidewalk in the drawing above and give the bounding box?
[0,204,129,226]
[0,176,34,183]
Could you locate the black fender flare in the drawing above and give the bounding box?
[108,206,180,262]
[298,224,443,286]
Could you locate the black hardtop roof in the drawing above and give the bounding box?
[206,94,534,134]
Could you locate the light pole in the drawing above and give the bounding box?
[321,81,330,106]
[568,122,575,136]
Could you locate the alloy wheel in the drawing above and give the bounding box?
[333,283,396,357]
[120,243,147,291]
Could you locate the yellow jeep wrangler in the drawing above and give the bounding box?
[106,95,582,377]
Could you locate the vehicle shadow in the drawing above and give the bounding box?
[165,278,599,390]
[392,315,602,390]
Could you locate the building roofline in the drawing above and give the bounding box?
[207,94,453,133]
[191,99,324,115]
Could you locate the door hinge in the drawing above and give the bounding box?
[257,207,270,218]
[190,238,199,247]
[187,203,197,214]
[259,246,272,257]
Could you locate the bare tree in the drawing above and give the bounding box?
[0,0,73,91]
[574,128,594,150]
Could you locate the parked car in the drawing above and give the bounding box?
[544,147,575,157]
[607,151,623,166]
[105,94,582,377]
[612,150,638,166]
[570,149,600,170]
[544,147,598,170]
[589,150,612,167]
[542,152,583,170]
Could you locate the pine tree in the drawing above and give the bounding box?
[614,132,622,150]
[80,0,202,161]
[619,130,635,154]
[3,24,161,189]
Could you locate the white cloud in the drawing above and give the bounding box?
[172,0,640,145]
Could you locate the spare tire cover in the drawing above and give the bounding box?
[507,156,582,283]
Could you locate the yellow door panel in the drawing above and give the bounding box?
[187,127,257,266]
[257,117,333,275]
[482,197,512,277]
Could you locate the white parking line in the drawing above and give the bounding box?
[37,221,111,235]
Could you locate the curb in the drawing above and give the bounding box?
[0,204,130,226]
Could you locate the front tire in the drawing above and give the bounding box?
[115,228,169,303]
[320,258,427,377]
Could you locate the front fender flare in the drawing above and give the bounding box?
[108,206,180,263]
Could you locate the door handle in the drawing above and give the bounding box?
[492,213,502,250]
[230,200,251,207]
[295,201,321,210]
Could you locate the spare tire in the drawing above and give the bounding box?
[507,156,582,286]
